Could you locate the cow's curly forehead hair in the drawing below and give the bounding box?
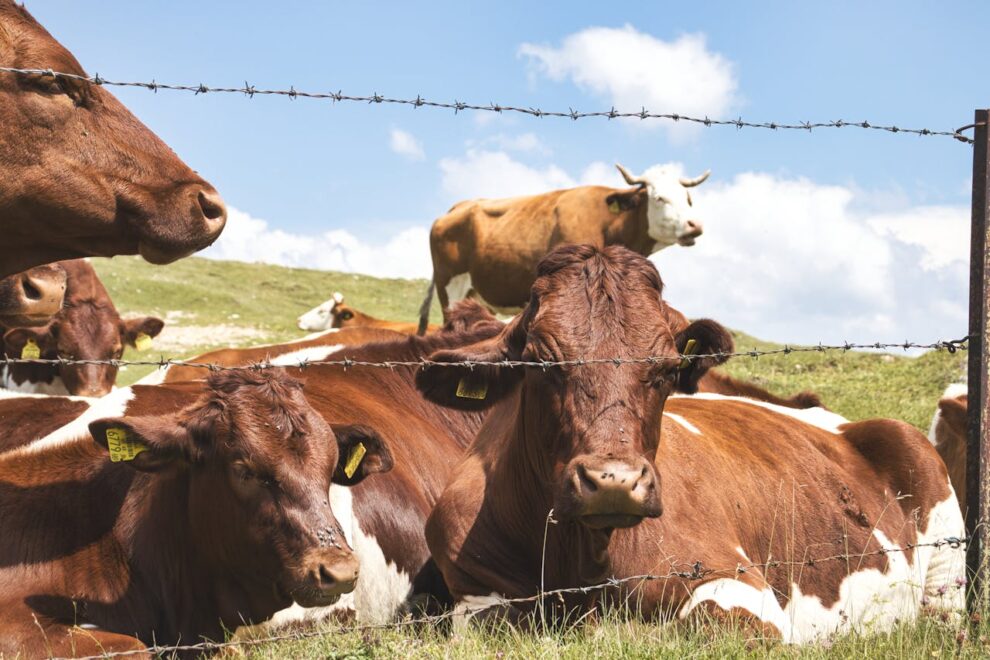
[532,244,664,298]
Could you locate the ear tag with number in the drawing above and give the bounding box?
[20,339,41,360]
[343,442,367,479]
[106,427,147,463]
[456,377,488,400]
[608,200,621,214]
[134,332,153,352]
[678,338,698,371]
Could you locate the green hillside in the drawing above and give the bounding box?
[94,254,966,432]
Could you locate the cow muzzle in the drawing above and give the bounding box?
[676,220,704,247]
[136,185,227,264]
[290,550,360,607]
[0,266,67,326]
[560,456,662,529]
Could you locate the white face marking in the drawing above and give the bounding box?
[674,392,849,434]
[636,165,703,251]
[297,300,336,332]
[269,345,344,366]
[662,412,701,435]
[8,386,134,455]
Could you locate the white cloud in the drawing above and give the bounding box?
[519,26,738,137]
[389,128,425,161]
[202,207,431,279]
[652,173,969,345]
[439,149,576,200]
[468,132,551,155]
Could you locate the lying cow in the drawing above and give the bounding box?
[417,163,709,333]
[416,244,964,642]
[2,260,163,396]
[929,382,968,513]
[0,1,226,278]
[0,370,392,656]
[0,263,66,327]
[298,291,439,334]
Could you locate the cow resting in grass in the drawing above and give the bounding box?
[417,163,709,333]
[0,371,393,657]
[2,259,163,396]
[416,244,964,642]
[0,1,226,277]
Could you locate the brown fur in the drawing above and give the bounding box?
[0,1,226,277]
[931,392,967,512]
[331,298,440,334]
[0,263,66,326]
[2,260,163,396]
[0,371,393,655]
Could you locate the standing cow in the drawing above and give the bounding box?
[2,260,163,397]
[0,1,226,278]
[417,163,709,333]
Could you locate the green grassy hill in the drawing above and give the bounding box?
[95,255,966,432]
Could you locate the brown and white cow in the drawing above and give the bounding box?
[0,370,393,656]
[0,1,226,278]
[416,244,964,641]
[929,382,968,513]
[417,163,709,333]
[298,291,440,334]
[0,263,66,327]
[2,260,163,396]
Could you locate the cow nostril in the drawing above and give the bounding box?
[21,278,41,301]
[197,189,227,224]
[318,564,336,587]
[576,464,598,493]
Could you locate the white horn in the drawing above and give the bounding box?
[679,170,711,188]
[332,292,344,305]
[615,163,647,188]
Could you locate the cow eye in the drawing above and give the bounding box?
[655,195,670,205]
[340,311,354,320]
[26,73,87,104]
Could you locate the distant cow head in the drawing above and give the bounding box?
[298,292,348,331]
[614,163,709,249]
[0,2,226,277]
[0,264,66,327]
[417,244,732,530]
[88,371,393,610]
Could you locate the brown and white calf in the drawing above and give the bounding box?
[0,1,226,278]
[2,260,163,396]
[298,291,440,334]
[0,263,66,326]
[417,244,964,642]
[0,370,392,656]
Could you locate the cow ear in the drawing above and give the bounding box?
[415,314,527,410]
[937,396,968,435]
[89,416,191,473]
[674,319,734,394]
[331,424,393,486]
[3,326,55,359]
[123,317,165,345]
[605,189,644,213]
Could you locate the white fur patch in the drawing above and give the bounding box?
[1,365,69,395]
[445,273,473,306]
[663,412,701,435]
[679,578,793,640]
[298,300,335,332]
[269,345,344,366]
[10,386,134,455]
[452,592,505,632]
[675,392,848,434]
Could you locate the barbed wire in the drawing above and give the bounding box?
[0,337,971,374]
[56,534,968,660]
[0,67,973,145]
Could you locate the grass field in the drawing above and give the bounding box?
[86,255,976,657]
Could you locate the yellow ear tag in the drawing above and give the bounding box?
[343,442,367,479]
[134,332,153,352]
[456,377,488,400]
[20,339,41,360]
[105,427,147,463]
[678,338,698,370]
[608,200,621,214]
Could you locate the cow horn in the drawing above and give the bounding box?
[615,163,647,188]
[679,170,711,188]
[332,292,344,305]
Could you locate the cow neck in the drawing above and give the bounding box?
[0,439,268,644]
[483,385,614,601]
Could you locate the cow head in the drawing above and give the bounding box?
[613,163,709,250]
[0,3,226,276]
[3,309,164,397]
[0,264,66,327]
[88,371,393,611]
[417,244,732,530]
[297,292,347,331]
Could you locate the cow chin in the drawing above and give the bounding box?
[676,235,697,247]
[138,239,200,266]
[579,513,648,530]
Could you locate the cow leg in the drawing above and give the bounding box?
[676,572,789,642]
[0,604,150,659]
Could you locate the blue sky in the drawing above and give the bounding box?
[28,1,987,346]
